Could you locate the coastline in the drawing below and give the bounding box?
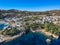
[35,29,58,39]
[0,32,24,43]
[0,29,59,44]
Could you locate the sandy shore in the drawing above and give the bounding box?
[35,29,58,39]
[31,29,58,39]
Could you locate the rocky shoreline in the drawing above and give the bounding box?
[35,29,58,39]
[0,29,59,45]
[0,32,25,45]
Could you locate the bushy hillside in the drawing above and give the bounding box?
[0,9,60,18]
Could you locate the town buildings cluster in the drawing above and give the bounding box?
[0,15,60,30]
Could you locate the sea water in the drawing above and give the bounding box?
[3,32,48,45]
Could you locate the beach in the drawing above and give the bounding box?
[35,29,58,39]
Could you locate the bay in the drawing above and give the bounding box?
[4,32,48,45]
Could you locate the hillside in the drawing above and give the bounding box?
[0,9,60,18]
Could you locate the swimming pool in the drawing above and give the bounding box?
[0,24,8,30]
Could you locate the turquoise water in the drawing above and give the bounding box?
[4,32,48,45]
[0,24,7,30]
